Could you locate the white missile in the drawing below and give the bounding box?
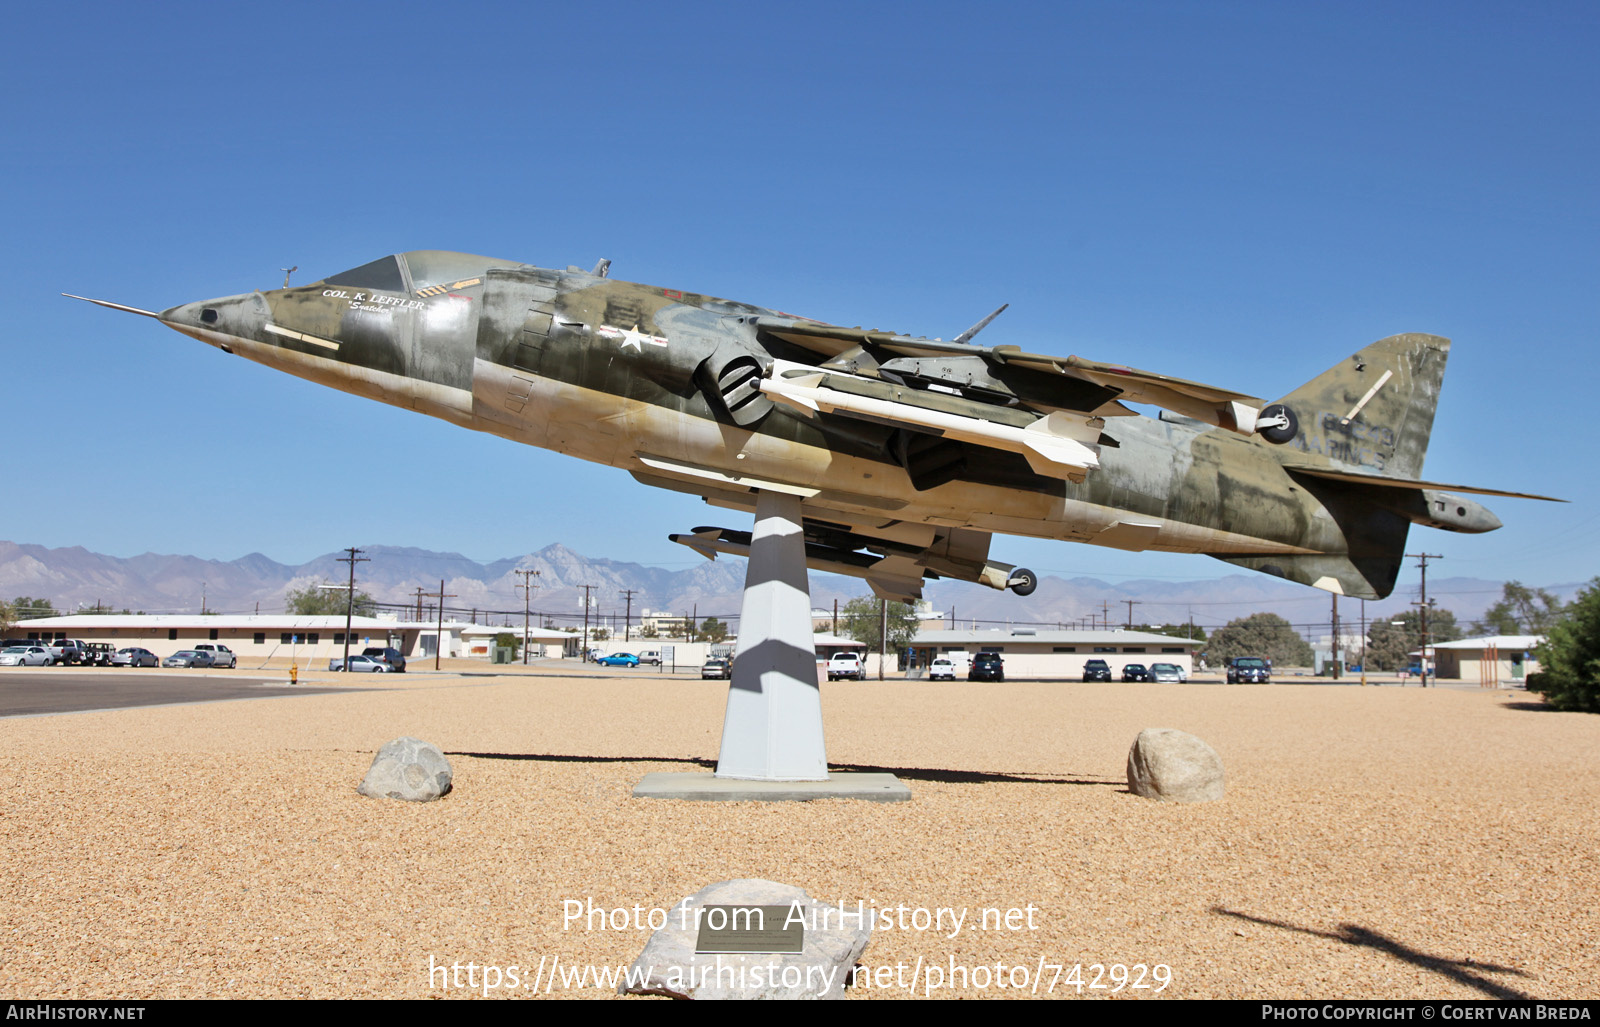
[759,360,1103,480]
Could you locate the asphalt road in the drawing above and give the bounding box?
[0,669,363,717]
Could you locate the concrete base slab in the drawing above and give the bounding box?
[633,771,911,803]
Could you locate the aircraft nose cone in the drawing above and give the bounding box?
[159,293,268,347]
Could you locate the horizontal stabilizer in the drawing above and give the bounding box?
[1283,463,1564,503]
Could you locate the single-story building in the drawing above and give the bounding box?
[9,614,467,666]
[1428,635,1543,684]
[459,624,583,660]
[812,633,868,661]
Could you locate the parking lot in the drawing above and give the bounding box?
[0,668,362,717]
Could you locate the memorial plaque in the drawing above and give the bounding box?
[692,904,804,954]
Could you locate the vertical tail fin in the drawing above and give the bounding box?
[1212,333,1451,598]
[1274,332,1450,480]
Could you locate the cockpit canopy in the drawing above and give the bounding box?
[314,251,526,293]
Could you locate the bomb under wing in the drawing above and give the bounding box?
[69,250,1560,601]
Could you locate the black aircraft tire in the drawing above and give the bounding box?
[1258,404,1299,445]
[1009,568,1038,596]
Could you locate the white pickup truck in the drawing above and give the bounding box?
[826,653,864,680]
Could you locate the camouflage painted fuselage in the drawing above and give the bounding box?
[150,250,1506,600]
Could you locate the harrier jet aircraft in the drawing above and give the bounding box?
[68,251,1558,602]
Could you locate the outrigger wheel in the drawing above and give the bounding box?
[1008,568,1038,596]
[1257,403,1299,445]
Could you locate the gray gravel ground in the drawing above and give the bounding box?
[1,668,1594,1000]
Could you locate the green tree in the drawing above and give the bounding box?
[79,602,133,616]
[493,632,522,658]
[840,596,920,654]
[638,623,659,640]
[696,617,729,644]
[10,597,57,620]
[1131,622,1209,645]
[1527,578,1600,712]
[0,598,13,635]
[1364,609,1462,671]
[591,627,609,642]
[1206,612,1313,667]
[284,581,377,617]
[1473,581,1564,636]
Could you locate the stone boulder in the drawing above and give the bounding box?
[621,879,869,1000]
[357,736,453,802]
[1126,728,1224,803]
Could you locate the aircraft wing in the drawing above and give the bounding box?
[753,317,1267,434]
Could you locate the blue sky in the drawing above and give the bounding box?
[3,1,1596,593]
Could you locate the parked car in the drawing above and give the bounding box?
[1227,657,1271,684]
[701,658,730,680]
[329,654,388,672]
[637,650,662,665]
[968,652,1005,682]
[78,639,114,665]
[1082,659,1112,682]
[1149,662,1184,683]
[827,653,864,681]
[929,656,957,681]
[0,646,53,667]
[362,647,407,672]
[49,639,92,665]
[193,644,237,668]
[596,652,640,667]
[110,647,159,668]
[163,650,214,668]
[1122,663,1150,682]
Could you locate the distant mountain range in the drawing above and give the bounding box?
[0,540,1581,637]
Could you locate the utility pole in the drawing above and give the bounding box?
[1123,600,1141,629]
[1407,553,1442,687]
[337,547,368,673]
[879,598,888,681]
[413,587,425,621]
[515,569,541,664]
[619,588,637,643]
[580,585,597,660]
[1330,594,1340,680]
[1100,600,1112,631]
[1359,598,1368,687]
[433,579,456,671]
